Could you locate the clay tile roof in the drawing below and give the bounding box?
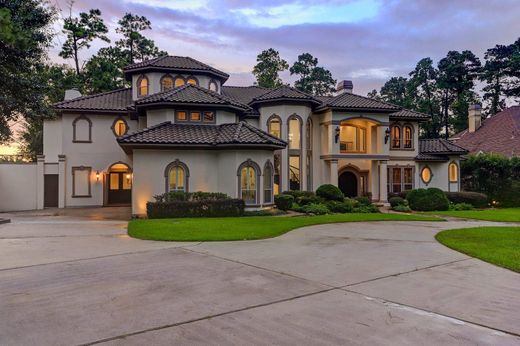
[54,88,133,112]
[419,139,468,154]
[123,56,229,80]
[118,121,286,149]
[450,106,520,157]
[135,84,252,112]
[316,92,400,112]
[414,153,449,162]
[390,109,431,120]
[249,85,322,106]
[221,86,271,105]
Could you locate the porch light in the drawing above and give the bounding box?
[96,171,100,181]
[334,126,340,143]
[384,128,391,144]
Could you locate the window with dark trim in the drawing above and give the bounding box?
[165,160,189,192]
[137,75,149,97]
[420,166,432,185]
[449,161,458,183]
[274,153,281,196]
[287,115,302,191]
[72,166,92,198]
[111,117,128,137]
[391,123,414,150]
[267,115,282,138]
[174,76,185,87]
[404,125,413,148]
[387,166,414,193]
[391,126,401,148]
[208,79,218,92]
[264,161,273,204]
[186,76,199,85]
[175,110,216,124]
[72,115,92,143]
[238,159,260,205]
[161,75,174,91]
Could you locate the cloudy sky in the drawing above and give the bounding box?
[48,0,520,95]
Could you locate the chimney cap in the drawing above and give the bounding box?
[337,80,353,91]
[469,103,482,111]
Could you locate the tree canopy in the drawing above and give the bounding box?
[290,53,336,96]
[252,48,288,88]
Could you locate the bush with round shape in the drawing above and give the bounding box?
[302,203,330,215]
[389,196,405,208]
[274,194,294,211]
[316,184,344,201]
[281,190,315,199]
[406,188,449,211]
[296,195,322,206]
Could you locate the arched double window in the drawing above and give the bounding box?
[288,114,302,191]
[238,159,260,205]
[161,75,174,91]
[263,161,274,204]
[391,123,414,149]
[137,75,149,97]
[164,160,189,192]
[72,115,92,143]
[449,161,458,183]
[267,114,282,138]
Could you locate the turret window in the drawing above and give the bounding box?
[137,76,149,97]
[176,110,215,124]
[161,75,174,91]
[186,76,199,86]
[174,77,185,87]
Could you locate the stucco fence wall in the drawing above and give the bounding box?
[0,163,39,212]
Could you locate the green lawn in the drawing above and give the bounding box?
[427,208,520,222]
[128,213,443,241]
[436,227,520,272]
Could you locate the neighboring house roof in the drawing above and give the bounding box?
[135,84,252,112]
[117,121,286,152]
[249,85,322,106]
[123,56,230,81]
[416,138,467,161]
[221,86,271,105]
[315,92,400,112]
[54,88,133,113]
[450,106,520,157]
[389,109,431,121]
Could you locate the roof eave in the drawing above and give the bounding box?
[134,101,248,113]
[118,142,286,152]
[123,66,229,82]
[249,97,321,107]
[316,105,400,113]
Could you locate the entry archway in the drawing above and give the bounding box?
[106,162,132,205]
[339,171,357,197]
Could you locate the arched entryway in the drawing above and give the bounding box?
[106,162,132,205]
[339,171,358,197]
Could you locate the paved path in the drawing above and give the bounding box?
[0,208,519,345]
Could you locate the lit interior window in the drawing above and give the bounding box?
[113,119,127,136]
[187,78,198,85]
[138,77,148,96]
[421,166,432,184]
[161,76,174,91]
[190,111,201,121]
[177,111,187,121]
[449,162,458,182]
[174,78,185,87]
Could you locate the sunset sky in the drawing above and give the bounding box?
[3,0,520,154]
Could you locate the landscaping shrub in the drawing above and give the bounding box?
[296,195,322,206]
[302,203,330,215]
[243,209,286,217]
[316,184,344,201]
[325,200,354,213]
[393,204,411,212]
[406,188,449,211]
[153,191,230,203]
[388,191,411,199]
[450,202,474,211]
[389,196,405,208]
[354,196,371,206]
[445,191,488,208]
[353,204,380,213]
[147,199,245,218]
[281,190,315,199]
[274,194,294,211]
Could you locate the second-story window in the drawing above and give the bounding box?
[186,76,199,85]
[176,110,215,123]
[268,115,281,138]
[208,80,218,92]
[340,125,366,153]
[112,118,128,137]
[404,125,413,148]
[137,76,149,97]
[161,75,174,91]
[391,126,401,148]
[174,76,185,87]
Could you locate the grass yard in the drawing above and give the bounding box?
[427,208,520,222]
[436,227,520,272]
[128,213,443,241]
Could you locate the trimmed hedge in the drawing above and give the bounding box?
[147,199,245,218]
[445,191,488,208]
[281,190,315,199]
[153,191,230,203]
[275,194,294,211]
[389,196,405,208]
[316,184,344,201]
[406,188,449,211]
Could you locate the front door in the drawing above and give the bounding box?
[339,171,358,198]
[108,172,131,205]
[44,174,59,208]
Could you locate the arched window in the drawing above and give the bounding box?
[174,76,185,87]
[208,80,218,92]
[72,115,92,143]
[449,161,458,182]
[186,76,199,85]
[274,153,281,196]
[161,75,174,91]
[238,159,260,205]
[421,166,432,185]
[404,125,413,148]
[264,161,274,204]
[288,114,302,191]
[164,160,189,192]
[137,75,149,97]
[391,126,401,148]
[112,117,128,137]
[306,118,313,191]
[267,115,281,138]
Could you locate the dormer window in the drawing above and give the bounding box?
[208,80,218,92]
[137,76,149,97]
[161,75,174,91]
[174,77,185,87]
[186,77,199,86]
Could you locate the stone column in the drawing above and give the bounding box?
[330,160,338,186]
[36,155,45,210]
[379,160,388,203]
[58,155,66,208]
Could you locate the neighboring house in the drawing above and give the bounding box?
[0,56,467,214]
[450,105,520,157]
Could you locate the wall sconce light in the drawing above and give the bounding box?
[334,126,340,143]
[125,173,132,185]
[96,171,100,181]
[384,128,391,144]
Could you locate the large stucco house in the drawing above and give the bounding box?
[29,56,466,215]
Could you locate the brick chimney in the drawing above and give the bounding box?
[336,80,353,95]
[468,104,482,133]
[64,88,82,100]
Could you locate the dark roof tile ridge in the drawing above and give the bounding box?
[54,88,131,106]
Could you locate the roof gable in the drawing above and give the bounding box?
[316,92,400,112]
[249,85,322,106]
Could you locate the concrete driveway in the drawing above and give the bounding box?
[0,208,519,345]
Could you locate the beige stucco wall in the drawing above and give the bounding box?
[418,157,461,192]
[0,163,38,211]
[131,149,273,215]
